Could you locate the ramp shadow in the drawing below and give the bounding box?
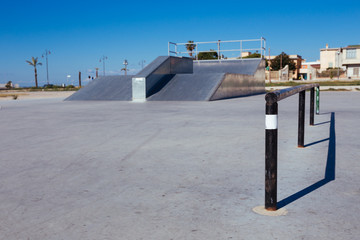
[277,112,336,209]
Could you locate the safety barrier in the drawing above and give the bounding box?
[264,84,320,211]
[168,38,266,60]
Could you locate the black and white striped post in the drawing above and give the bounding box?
[265,101,278,211]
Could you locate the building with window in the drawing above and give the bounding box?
[320,44,342,71]
[342,45,360,78]
[320,44,360,78]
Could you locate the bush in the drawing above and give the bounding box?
[197,50,218,60]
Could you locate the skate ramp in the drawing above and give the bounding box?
[66,57,265,101]
[132,56,193,101]
[148,73,225,101]
[65,75,133,101]
[148,58,265,101]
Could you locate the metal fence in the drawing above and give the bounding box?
[168,38,266,61]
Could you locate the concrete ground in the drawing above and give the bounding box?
[0,92,359,239]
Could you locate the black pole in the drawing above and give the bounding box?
[310,88,314,126]
[79,71,82,87]
[316,86,320,115]
[265,101,278,211]
[298,91,305,147]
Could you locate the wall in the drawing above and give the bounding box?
[320,49,338,71]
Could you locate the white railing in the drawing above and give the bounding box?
[168,38,266,61]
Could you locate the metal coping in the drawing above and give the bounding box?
[265,84,320,104]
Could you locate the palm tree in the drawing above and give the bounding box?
[26,57,42,87]
[185,40,196,57]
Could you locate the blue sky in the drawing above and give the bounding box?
[1,0,359,87]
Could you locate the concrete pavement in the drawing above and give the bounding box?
[0,92,359,239]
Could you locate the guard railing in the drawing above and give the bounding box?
[264,84,320,211]
[168,38,266,60]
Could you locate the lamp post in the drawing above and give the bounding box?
[122,59,128,76]
[337,50,340,80]
[139,60,146,70]
[99,56,108,76]
[42,49,51,85]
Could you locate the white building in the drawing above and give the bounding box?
[320,44,360,78]
[342,46,360,78]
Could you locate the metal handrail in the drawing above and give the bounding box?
[168,38,266,60]
[265,83,319,104]
[264,84,320,211]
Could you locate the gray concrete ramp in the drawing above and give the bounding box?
[65,75,133,101]
[66,57,265,101]
[193,58,262,75]
[148,73,225,101]
[149,59,265,101]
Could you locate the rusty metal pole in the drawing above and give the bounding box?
[298,91,306,147]
[310,88,314,125]
[265,101,278,210]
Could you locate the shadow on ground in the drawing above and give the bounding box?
[277,112,336,208]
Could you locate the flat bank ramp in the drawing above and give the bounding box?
[148,73,225,101]
[148,59,265,101]
[65,75,133,101]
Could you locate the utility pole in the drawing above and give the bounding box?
[99,56,108,76]
[42,49,51,85]
[139,60,146,69]
[218,40,221,60]
[269,48,271,83]
[78,71,81,87]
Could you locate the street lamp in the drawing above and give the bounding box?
[122,59,128,76]
[42,49,51,85]
[139,60,146,70]
[99,56,108,76]
[337,50,340,80]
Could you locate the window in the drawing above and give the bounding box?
[354,67,359,76]
[346,49,356,59]
[328,62,333,68]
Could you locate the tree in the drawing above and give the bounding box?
[197,49,218,60]
[270,52,296,71]
[5,81,12,89]
[185,40,196,57]
[26,57,42,87]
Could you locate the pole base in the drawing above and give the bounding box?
[252,206,288,216]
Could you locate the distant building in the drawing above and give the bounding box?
[241,52,252,58]
[342,45,360,78]
[320,44,360,78]
[320,44,342,71]
[266,54,303,79]
[300,60,320,80]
